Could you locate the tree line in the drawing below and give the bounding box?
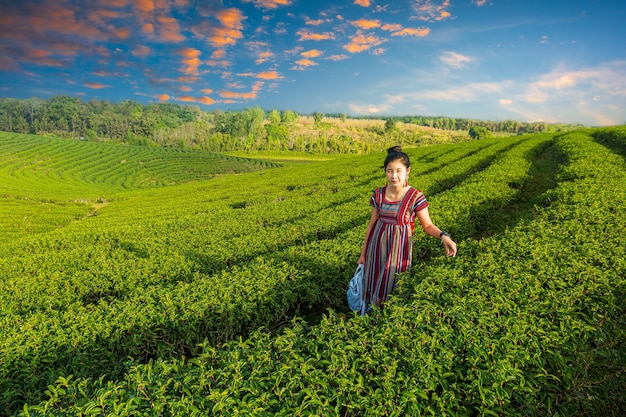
[0,96,581,154]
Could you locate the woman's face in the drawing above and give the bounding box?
[385,159,410,187]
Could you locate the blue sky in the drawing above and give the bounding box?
[1,0,624,126]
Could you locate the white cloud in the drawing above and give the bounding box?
[343,60,625,125]
[439,51,472,68]
[348,102,391,114]
[409,81,505,102]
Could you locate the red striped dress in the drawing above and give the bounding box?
[363,186,428,308]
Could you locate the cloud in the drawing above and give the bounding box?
[84,81,109,89]
[256,71,283,80]
[296,29,336,41]
[381,23,403,32]
[176,95,198,102]
[198,96,216,105]
[256,51,274,64]
[305,18,330,26]
[155,93,170,101]
[132,45,151,58]
[156,15,185,42]
[295,59,317,68]
[348,102,391,114]
[354,0,371,6]
[301,49,323,58]
[178,48,202,76]
[219,90,257,99]
[241,0,292,9]
[207,8,246,47]
[411,0,452,22]
[390,27,430,37]
[524,70,596,103]
[351,19,381,30]
[343,31,386,53]
[440,51,472,68]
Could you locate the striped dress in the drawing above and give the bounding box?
[363,186,428,308]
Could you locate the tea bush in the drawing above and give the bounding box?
[1,129,624,416]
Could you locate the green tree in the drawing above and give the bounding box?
[282,110,298,124]
[468,125,491,140]
[384,118,397,133]
[268,109,281,124]
[312,112,323,126]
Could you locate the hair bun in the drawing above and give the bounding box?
[387,145,403,154]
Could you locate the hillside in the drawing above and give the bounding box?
[0,133,279,240]
[1,128,625,416]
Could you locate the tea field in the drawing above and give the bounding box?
[1,128,625,416]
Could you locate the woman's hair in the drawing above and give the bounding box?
[384,145,410,168]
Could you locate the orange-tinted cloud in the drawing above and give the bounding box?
[180,85,193,92]
[391,27,431,37]
[354,0,371,6]
[84,81,109,89]
[156,15,185,42]
[296,29,336,41]
[256,71,282,80]
[351,19,381,30]
[208,8,245,47]
[201,88,214,94]
[256,51,273,64]
[132,45,151,58]
[212,49,226,59]
[412,0,452,22]
[142,23,154,34]
[198,96,215,105]
[114,27,131,39]
[295,59,317,67]
[218,79,264,100]
[382,23,403,32]
[328,54,349,61]
[242,0,292,9]
[135,0,155,15]
[301,49,323,58]
[128,0,186,42]
[170,93,216,105]
[305,18,328,26]
[155,93,170,101]
[343,31,385,53]
[178,47,202,75]
[219,90,258,99]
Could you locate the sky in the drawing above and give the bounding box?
[0,0,625,126]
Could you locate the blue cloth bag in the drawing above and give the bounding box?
[347,264,365,314]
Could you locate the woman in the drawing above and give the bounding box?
[357,146,457,312]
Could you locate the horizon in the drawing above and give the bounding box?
[1,0,624,127]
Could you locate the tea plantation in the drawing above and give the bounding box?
[1,128,624,416]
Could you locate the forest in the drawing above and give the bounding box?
[0,96,581,154]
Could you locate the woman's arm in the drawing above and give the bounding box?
[358,207,379,264]
[416,207,457,257]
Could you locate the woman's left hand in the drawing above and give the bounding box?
[442,236,457,257]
